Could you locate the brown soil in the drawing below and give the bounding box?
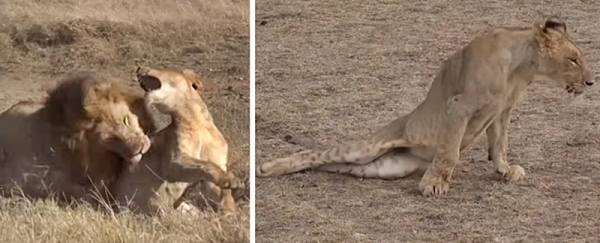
[0,0,249,242]
[255,0,600,242]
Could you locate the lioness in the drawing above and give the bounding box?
[256,17,595,197]
[0,72,152,203]
[112,67,242,215]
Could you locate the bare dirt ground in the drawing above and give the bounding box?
[255,0,600,242]
[0,0,249,242]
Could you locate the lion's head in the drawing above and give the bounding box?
[134,66,203,114]
[46,72,152,168]
[533,16,595,95]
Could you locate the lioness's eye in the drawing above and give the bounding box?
[123,116,130,126]
[568,58,579,66]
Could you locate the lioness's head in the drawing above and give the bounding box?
[134,66,203,114]
[48,73,152,167]
[534,16,595,95]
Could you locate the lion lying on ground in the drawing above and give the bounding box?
[0,72,152,204]
[112,67,243,215]
[256,17,596,196]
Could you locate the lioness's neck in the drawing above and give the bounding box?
[169,99,213,131]
[504,28,540,77]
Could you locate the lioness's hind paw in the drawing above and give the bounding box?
[256,162,278,177]
[176,201,200,216]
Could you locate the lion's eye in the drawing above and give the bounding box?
[123,116,130,126]
[568,58,579,66]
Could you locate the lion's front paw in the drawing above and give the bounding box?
[496,164,525,181]
[418,170,451,197]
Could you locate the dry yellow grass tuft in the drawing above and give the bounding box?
[0,0,249,242]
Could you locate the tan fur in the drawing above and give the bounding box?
[0,72,152,204]
[256,17,595,196]
[112,67,242,215]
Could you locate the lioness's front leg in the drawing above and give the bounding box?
[168,156,241,213]
[418,148,460,196]
[418,117,467,197]
[168,154,244,190]
[486,109,525,181]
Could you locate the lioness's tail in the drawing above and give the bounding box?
[256,139,411,177]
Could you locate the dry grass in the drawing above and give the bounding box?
[256,0,600,242]
[0,0,249,72]
[0,0,249,242]
[0,198,248,243]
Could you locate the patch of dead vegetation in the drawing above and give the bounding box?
[0,0,249,72]
[0,197,249,243]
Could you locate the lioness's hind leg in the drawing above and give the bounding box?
[317,151,427,179]
[486,109,525,181]
[257,139,412,177]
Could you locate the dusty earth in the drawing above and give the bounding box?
[0,0,250,242]
[256,0,600,242]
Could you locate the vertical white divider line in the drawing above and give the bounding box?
[249,0,256,241]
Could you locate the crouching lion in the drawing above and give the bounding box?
[0,72,153,204]
[256,17,596,197]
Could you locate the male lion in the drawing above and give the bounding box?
[0,72,152,204]
[256,17,595,197]
[112,67,243,215]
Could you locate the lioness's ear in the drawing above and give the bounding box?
[135,66,151,80]
[543,16,566,34]
[138,75,162,91]
[182,69,203,91]
[533,16,567,49]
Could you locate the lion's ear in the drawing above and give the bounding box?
[182,69,203,91]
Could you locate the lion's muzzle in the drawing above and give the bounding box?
[125,135,151,163]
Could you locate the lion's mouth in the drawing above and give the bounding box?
[117,136,151,167]
[566,85,584,95]
[129,153,143,164]
[124,153,144,172]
